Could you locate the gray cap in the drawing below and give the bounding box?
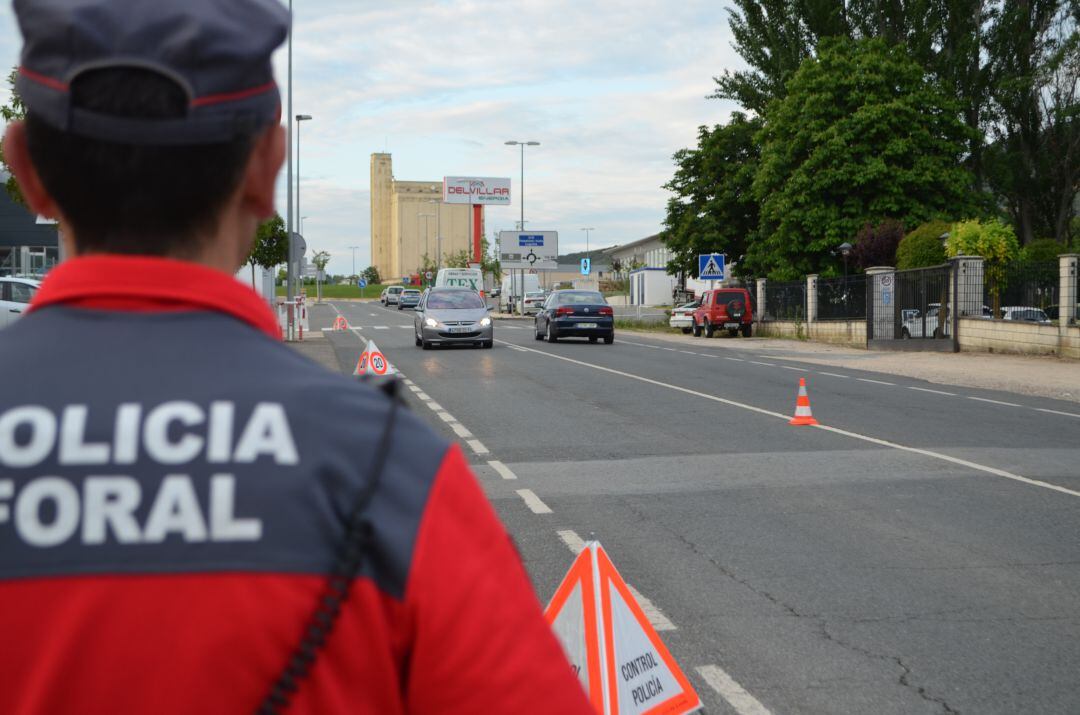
[13,0,289,145]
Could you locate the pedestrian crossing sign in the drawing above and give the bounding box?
[698,253,725,280]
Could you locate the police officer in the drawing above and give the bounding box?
[0,1,592,712]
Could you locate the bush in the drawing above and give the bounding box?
[1021,238,1066,263]
[946,218,1020,264]
[896,220,951,269]
[853,219,904,270]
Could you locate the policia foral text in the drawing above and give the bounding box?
[0,1,594,713]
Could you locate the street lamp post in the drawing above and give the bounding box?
[347,245,360,280]
[838,241,853,279]
[300,216,309,236]
[505,140,540,315]
[285,0,294,340]
[296,114,312,237]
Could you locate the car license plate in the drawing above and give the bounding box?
[449,326,471,333]
[724,322,739,329]
[578,322,598,329]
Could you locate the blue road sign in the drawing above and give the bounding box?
[698,253,726,280]
[357,278,368,289]
[581,257,591,276]
[518,234,545,247]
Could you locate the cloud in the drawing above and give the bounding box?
[0,0,749,275]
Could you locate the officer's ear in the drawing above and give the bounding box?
[237,121,286,221]
[3,121,62,220]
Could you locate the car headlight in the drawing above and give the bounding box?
[480,317,492,327]
[425,318,439,328]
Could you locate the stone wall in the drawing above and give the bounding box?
[959,318,1080,359]
[757,319,866,348]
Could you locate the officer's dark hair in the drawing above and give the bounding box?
[25,67,257,258]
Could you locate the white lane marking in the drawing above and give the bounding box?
[857,378,895,386]
[968,396,1021,407]
[399,325,412,329]
[374,326,389,330]
[696,665,773,715]
[749,361,775,367]
[908,386,956,396]
[467,439,490,455]
[408,386,422,393]
[416,392,431,401]
[629,585,677,632]
[498,340,1080,500]
[437,411,455,423]
[402,378,414,385]
[450,422,473,439]
[779,365,805,372]
[819,372,850,379]
[679,350,698,355]
[558,529,586,553]
[426,400,444,411]
[1036,407,1080,418]
[516,489,553,514]
[488,460,518,480]
[662,348,678,352]
[510,346,529,352]
[370,313,379,317]
[556,530,676,632]
[725,357,745,362]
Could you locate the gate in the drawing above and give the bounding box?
[867,264,955,351]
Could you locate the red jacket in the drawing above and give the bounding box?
[0,256,592,714]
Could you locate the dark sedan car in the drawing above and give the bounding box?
[534,290,614,344]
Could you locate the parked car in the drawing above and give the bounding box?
[1001,306,1051,323]
[398,288,422,310]
[522,290,547,315]
[414,287,493,349]
[1045,304,1080,321]
[901,303,948,338]
[380,285,404,305]
[0,277,41,329]
[669,301,700,334]
[692,288,753,338]
[534,290,614,344]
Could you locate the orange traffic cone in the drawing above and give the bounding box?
[789,378,819,426]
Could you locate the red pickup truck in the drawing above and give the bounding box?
[692,287,754,338]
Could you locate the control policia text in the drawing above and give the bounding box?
[0,401,296,547]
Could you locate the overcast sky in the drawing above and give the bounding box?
[0,1,745,276]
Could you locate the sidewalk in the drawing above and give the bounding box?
[623,330,1080,404]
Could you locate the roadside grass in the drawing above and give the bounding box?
[615,318,683,333]
[274,283,389,300]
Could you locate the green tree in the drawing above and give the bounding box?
[246,213,288,289]
[361,265,380,284]
[983,0,1080,246]
[946,217,1021,314]
[896,220,952,269]
[0,67,27,206]
[747,38,980,279]
[661,113,762,277]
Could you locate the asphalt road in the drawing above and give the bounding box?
[314,301,1080,715]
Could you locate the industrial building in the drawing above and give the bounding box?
[369,153,480,282]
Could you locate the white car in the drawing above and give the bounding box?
[669,301,700,334]
[0,277,41,328]
[380,286,404,305]
[901,304,948,338]
[522,291,547,315]
[1001,306,1051,323]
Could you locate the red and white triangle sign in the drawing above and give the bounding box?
[545,541,701,715]
[353,339,397,377]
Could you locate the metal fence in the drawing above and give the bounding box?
[764,280,806,321]
[894,264,952,339]
[817,275,867,320]
[986,261,1059,319]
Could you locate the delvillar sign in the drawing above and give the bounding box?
[442,176,512,205]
